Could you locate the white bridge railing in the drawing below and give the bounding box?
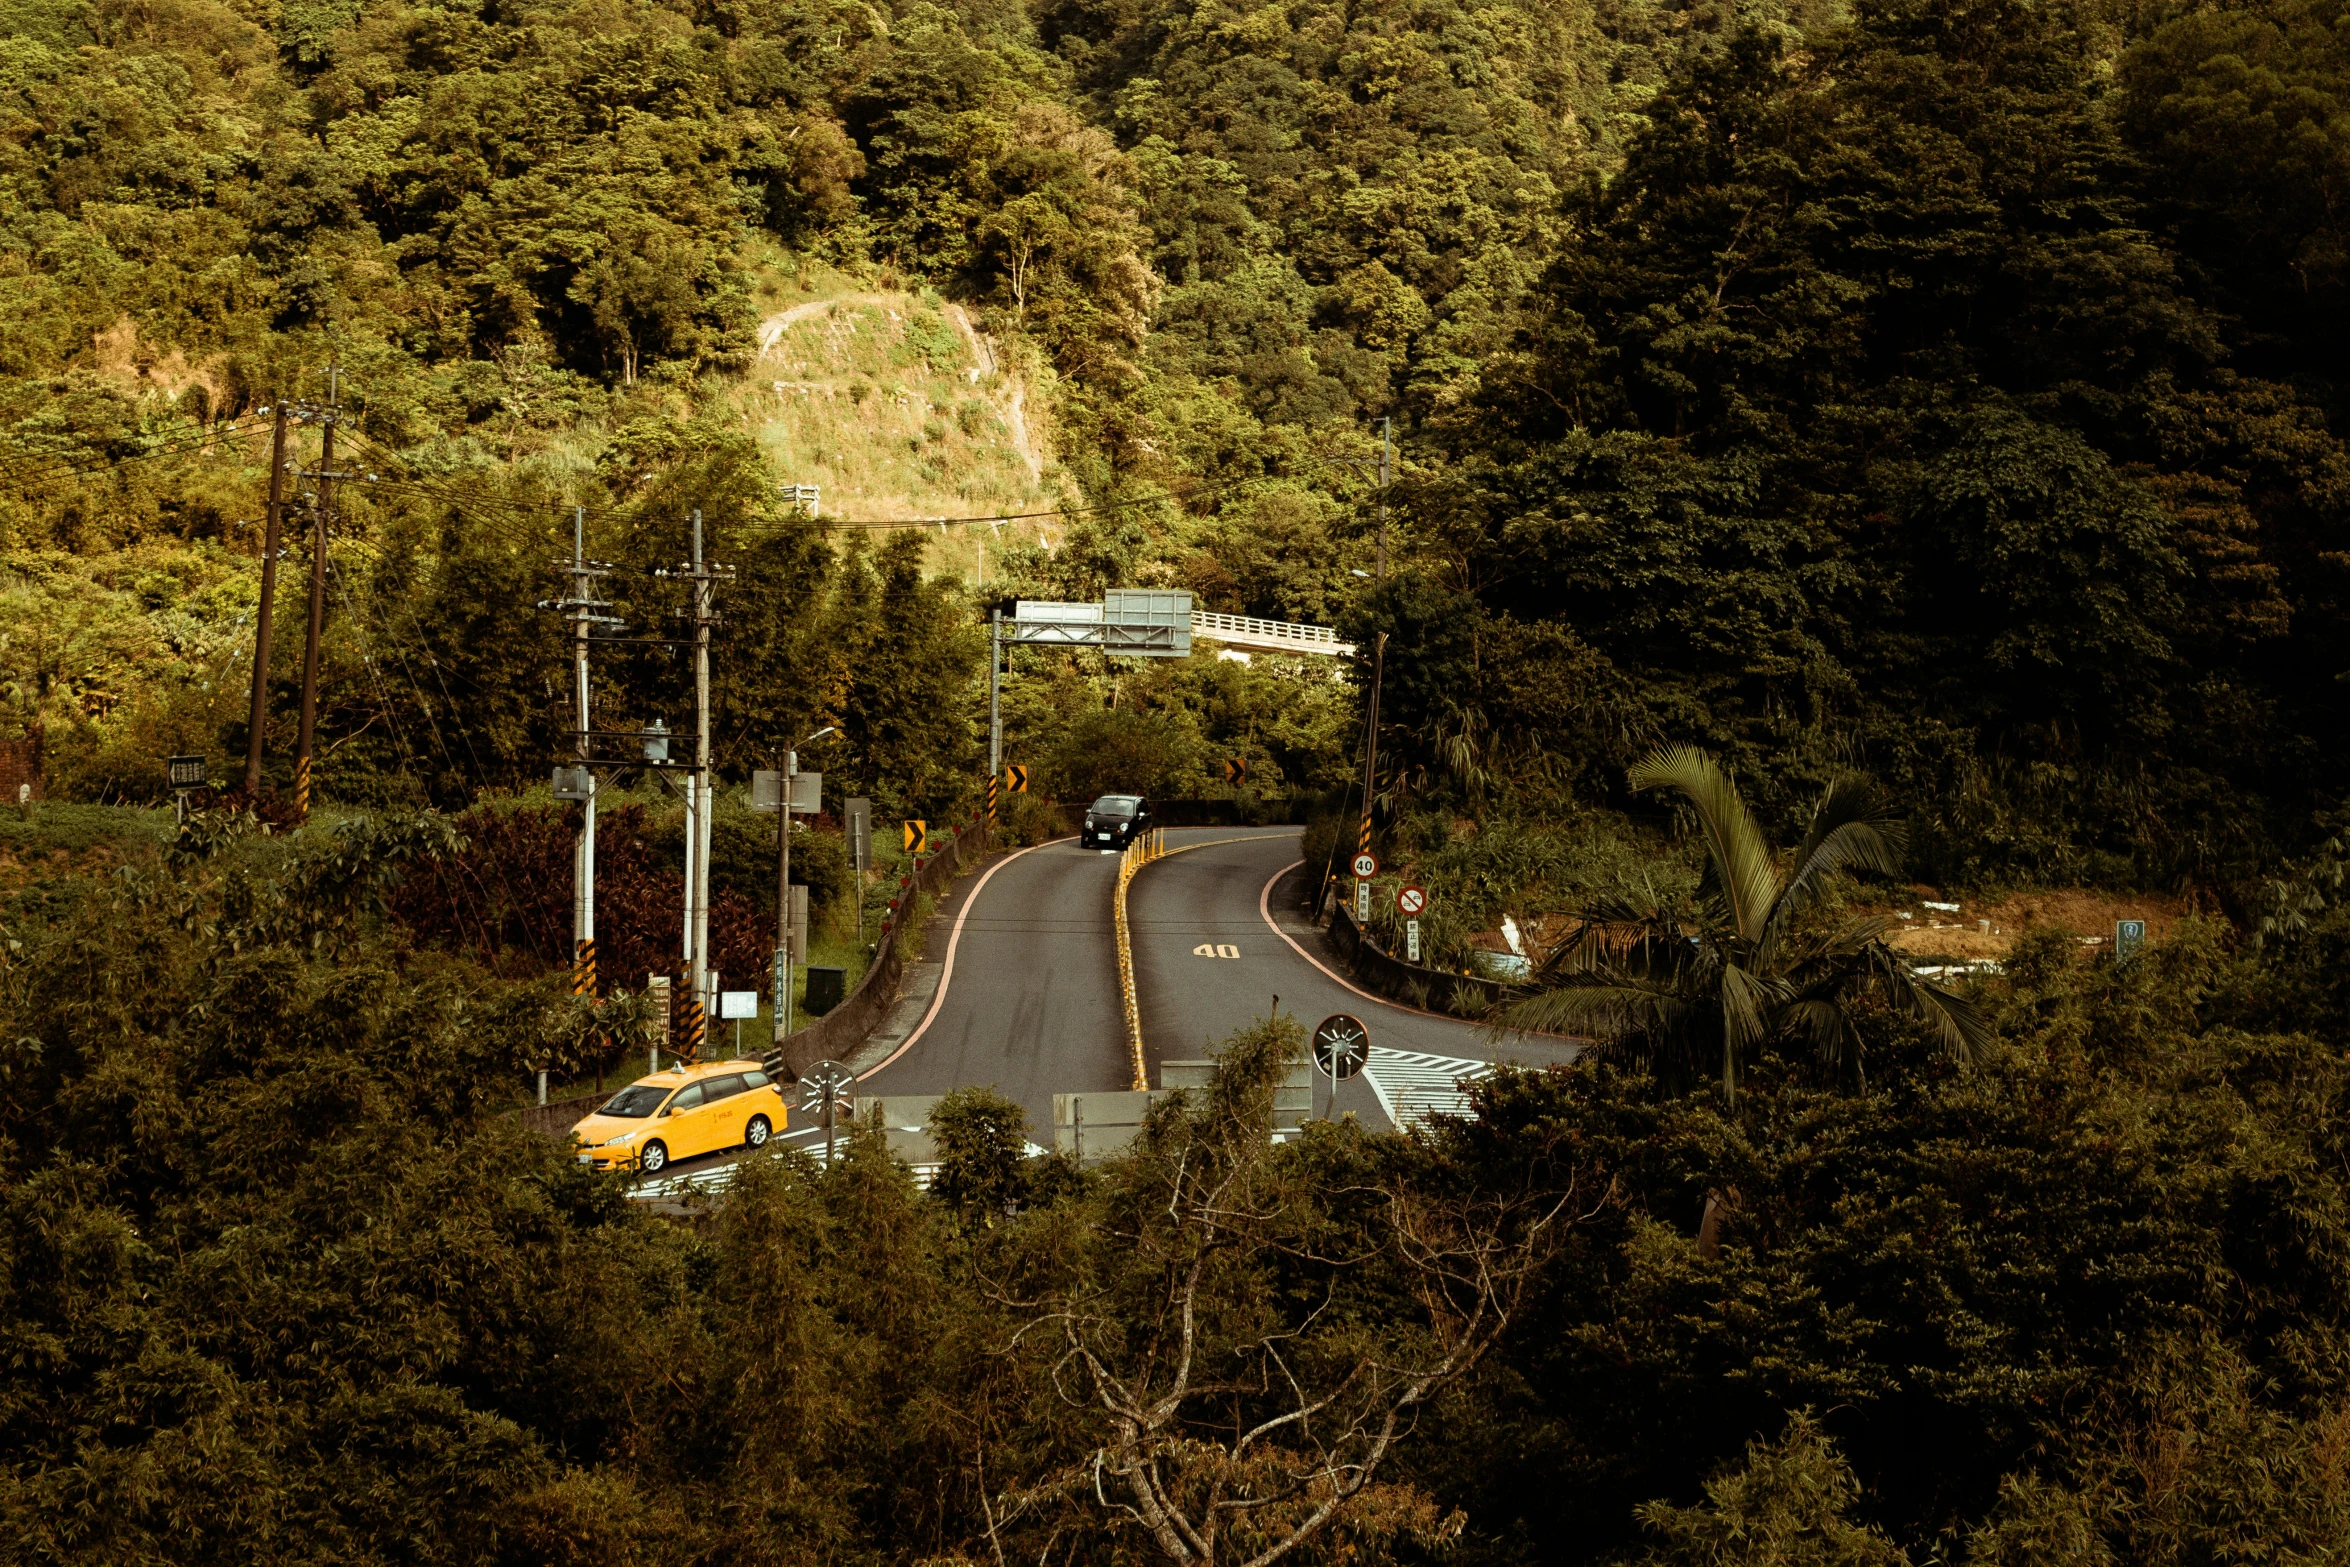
[1190,612,1354,657]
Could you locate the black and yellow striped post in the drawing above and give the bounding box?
[572,938,597,997]
[986,772,999,830]
[680,994,706,1062]
[1357,810,1373,864]
[294,754,312,822]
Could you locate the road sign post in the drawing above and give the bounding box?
[646,973,670,1073]
[847,797,871,943]
[1311,1013,1369,1123]
[166,753,207,828]
[721,989,757,1055]
[801,1059,855,1165]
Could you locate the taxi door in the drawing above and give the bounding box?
[657,1081,715,1159]
[699,1073,753,1148]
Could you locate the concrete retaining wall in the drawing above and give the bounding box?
[1327,904,1510,1017]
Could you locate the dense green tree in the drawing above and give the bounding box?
[1506,745,1985,1094]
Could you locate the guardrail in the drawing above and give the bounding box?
[1112,826,1166,1090]
[1190,611,1353,656]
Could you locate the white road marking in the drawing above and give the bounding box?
[1363,1047,1492,1132]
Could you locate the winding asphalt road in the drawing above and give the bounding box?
[854,827,1577,1143]
[852,837,1128,1140]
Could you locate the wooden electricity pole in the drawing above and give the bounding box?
[293,369,341,822]
[243,405,289,794]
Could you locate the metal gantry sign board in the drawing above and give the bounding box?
[1009,590,1193,658]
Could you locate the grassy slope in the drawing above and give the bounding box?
[738,263,1069,581]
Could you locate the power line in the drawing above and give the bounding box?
[0,417,278,489]
[336,426,1249,535]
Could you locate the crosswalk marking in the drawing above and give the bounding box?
[1363,1047,1492,1132]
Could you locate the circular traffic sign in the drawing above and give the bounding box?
[1396,883,1427,916]
[1311,1014,1369,1081]
[1351,851,1379,878]
[800,1059,854,1112]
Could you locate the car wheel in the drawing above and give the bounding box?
[746,1115,772,1149]
[639,1140,669,1174]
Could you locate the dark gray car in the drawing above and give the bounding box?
[1083,794,1152,849]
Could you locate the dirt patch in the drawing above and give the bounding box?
[1875,887,2194,961]
[92,315,225,411]
[0,842,124,895]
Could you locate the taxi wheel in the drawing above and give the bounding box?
[745,1115,772,1149]
[639,1140,669,1174]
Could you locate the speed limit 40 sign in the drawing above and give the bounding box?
[1396,884,1427,916]
[1351,851,1379,878]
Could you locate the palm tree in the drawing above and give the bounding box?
[1504,746,1988,1097]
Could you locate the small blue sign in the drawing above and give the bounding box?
[2116,920,2146,962]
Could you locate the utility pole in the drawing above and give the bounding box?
[784,747,803,1047]
[293,366,342,823]
[989,606,1003,778]
[1376,415,1391,581]
[672,508,728,1059]
[1357,630,1387,917]
[567,506,610,1103]
[243,405,289,794]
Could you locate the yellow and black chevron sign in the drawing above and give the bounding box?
[572,938,597,996]
[903,819,929,855]
[1223,756,1247,784]
[1004,763,1028,792]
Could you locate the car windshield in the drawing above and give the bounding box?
[598,1084,671,1118]
[1089,796,1139,819]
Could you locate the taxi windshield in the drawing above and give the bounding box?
[598,1084,671,1118]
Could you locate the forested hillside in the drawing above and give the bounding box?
[10,0,2350,1561]
[0,0,2344,889]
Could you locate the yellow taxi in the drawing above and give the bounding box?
[569,1059,789,1174]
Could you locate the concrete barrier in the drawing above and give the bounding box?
[1327,904,1511,1018]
